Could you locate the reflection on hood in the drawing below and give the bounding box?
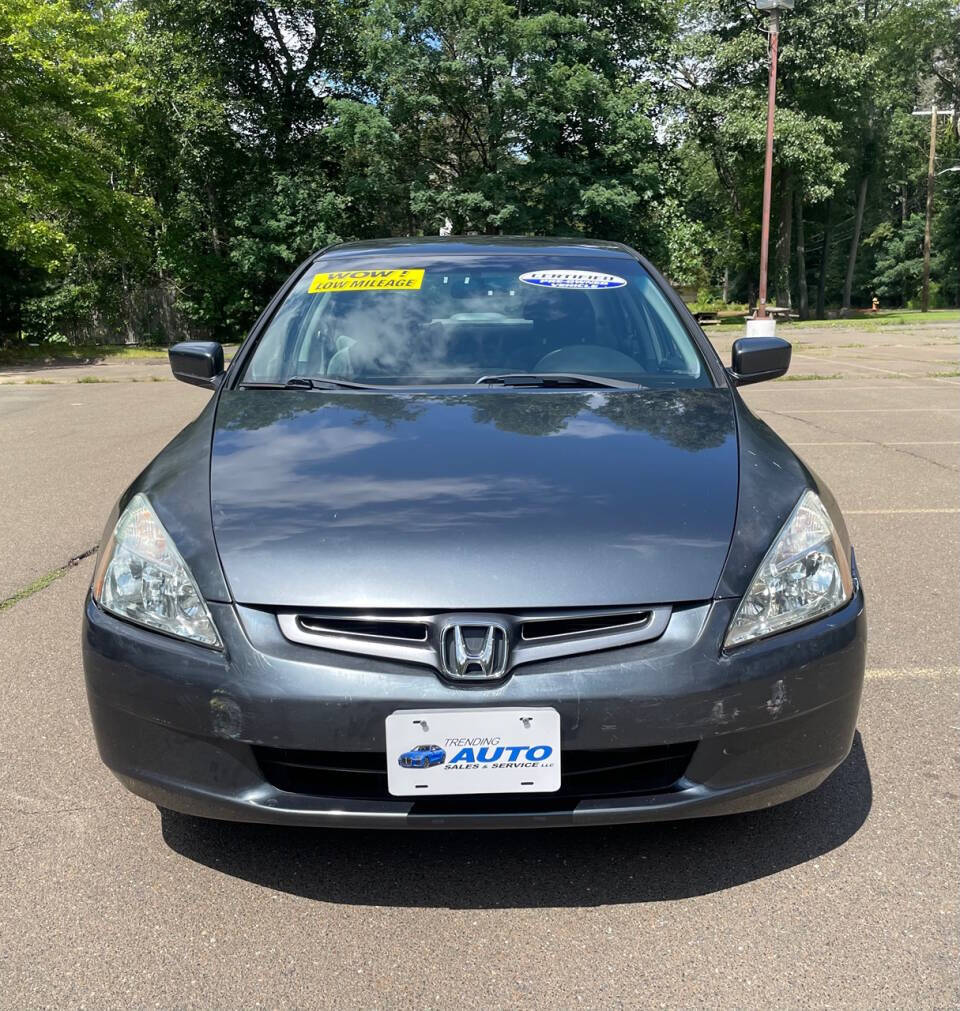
[217,388,730,451]
[210,387,740,609]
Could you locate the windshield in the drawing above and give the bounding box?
[242,253,712,389]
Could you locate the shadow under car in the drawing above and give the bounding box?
[159,733,872,908]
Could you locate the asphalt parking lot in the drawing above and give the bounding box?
[1,323,957,1007]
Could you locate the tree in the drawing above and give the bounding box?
[128,0,369,340]
[0,0,148,337]
[930,4,960,306]
[334,0,669,247]
[3,0,955,344]
[865,214,925,304]
[665,0,950,314]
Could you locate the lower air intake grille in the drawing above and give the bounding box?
[253,742,696,805]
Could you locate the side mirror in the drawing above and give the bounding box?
[169,342,224,389]
[728,336,791,386]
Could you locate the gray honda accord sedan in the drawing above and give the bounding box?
[82,237,866,828]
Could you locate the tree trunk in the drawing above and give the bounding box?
[206,184,223,256]
[842,175,869,313]
[774,167,793,308]
[722,265,729,304]
[795,192,809,320]
[816,198,833,318]
[120,267,136,346]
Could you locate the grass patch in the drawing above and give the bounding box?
[0,342,170,367]
[0,569,68,612]
[715,309,960,332]
[0,341,238,371]
[0,547,98,613]
[776,373,842,381]
[786,309,960,331]
[76,375,113,383]
[23,377,56,384]
[931,369,960,378]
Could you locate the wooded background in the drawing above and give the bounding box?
[2,0,958,346]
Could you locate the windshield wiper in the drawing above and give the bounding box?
[474,372,640,390]
[241,373,640,391]
[240,376,376,391]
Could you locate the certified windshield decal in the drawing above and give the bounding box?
[308,268,425,293]
[519,269,627,290]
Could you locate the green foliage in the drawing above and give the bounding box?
[666,0,955,310]
[340,0,667,243]
[19,279,101,342]
[932,129,960,306]
[865,215,926,303]
[1,0,957,345]
[0,0,149,271]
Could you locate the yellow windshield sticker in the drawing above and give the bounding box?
[308,268,425,293]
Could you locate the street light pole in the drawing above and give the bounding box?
[749,0,793,335]
[756,9,779,321]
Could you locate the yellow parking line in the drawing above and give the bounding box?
[791,441,960,446]
[846,508,959,515]
[748,384,941,391]
[865,667,958,680]
[758,408,960,413]
[790,353,908,377]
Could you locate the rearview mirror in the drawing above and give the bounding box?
[169,342,224,389]
[728,336,791,386]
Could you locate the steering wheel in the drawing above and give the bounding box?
[533,345,642,373]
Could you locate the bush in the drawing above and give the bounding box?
[685,298,748,314]
[906,281,949,310]
[21,281,102,342]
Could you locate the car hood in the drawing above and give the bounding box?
[210,387,739,609]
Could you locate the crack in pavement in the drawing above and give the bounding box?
[763,408,960,475]
[0,545,98,613]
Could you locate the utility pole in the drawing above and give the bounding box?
[922,105,937,312]
[749,0,793,337]
[912,107,956,313]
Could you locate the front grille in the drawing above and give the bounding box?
[296,615,429,642]
[520,610,651,641]
[254,742,696,807]
[277,604,673,675]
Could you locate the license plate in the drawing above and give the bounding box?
[385,707,561,797]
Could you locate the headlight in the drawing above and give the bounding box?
[724,490,853,648]
[92,493,222,648]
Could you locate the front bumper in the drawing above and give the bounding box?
[82,580,866,829]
